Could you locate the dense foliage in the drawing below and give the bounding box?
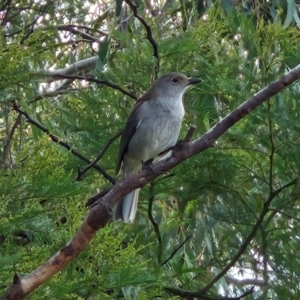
[1,0,300,299]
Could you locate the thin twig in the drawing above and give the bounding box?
[161,235,191,266]
[184,125,196,142]
[77,130,122,180]
[267,208,300,223]
[12,103,115,184]
[57,24,107,35]
[267,100,275,193]
[31,88,75,103]
[2,113,22,164]
[20,2,51,44]
[1,0,12,26]
[125,0,158,58]
[30,78,77,103]
[225,275,266,287]
[148,181,163,263]
[57,25,101,42]
[155,173,175,183]
[125,0,159,75]
[261,229,269,287]
[49,74,137,100]
[164,285,254,300]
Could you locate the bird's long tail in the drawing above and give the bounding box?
[113,189,140,222]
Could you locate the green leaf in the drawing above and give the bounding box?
[283,0,295,28]
[96,35,111,71]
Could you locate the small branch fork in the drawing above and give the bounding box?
[3,64,300,300]
[76,130,122,181]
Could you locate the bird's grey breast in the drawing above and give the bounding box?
[127,96,184,162]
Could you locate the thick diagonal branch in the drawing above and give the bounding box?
[3,64,300,300]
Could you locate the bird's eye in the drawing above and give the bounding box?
[172,77,179,83]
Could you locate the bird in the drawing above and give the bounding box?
[113,72,201,222]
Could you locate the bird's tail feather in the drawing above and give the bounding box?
[113,189,140,222]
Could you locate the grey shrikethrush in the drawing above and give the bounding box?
[114,72,201,222]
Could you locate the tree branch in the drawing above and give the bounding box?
[20,2,52,44]
[164,285,254,300]
[3,63,300,300]
[43,56,137,100]
[12,103,115,185]
[2,203,111,300]
[31,88,76,103]
[268,207,300,223]
[148,181,163,263]
[1,113,22,165]
[31,77,76,103]
[45,56,98,76]
[184,125,196,142]
[161,235,191,266]
[56,25,102,42]
[57,24,107,36]
[48,74,137,100]
[1,0,12,26]
[225,275,266,287]
[76,130,122,181]
[125,0,159,75]
[267,99,275,193]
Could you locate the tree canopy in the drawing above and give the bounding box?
[1,0,300,299]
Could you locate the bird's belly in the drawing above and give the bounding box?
[127,115,182,162]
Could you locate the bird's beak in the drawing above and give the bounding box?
[187,78,202,86]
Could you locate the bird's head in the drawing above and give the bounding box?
[150,72,202,98]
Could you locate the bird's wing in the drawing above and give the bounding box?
[116,102,143,175]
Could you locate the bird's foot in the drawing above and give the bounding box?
[144,158,154,167]
[172,140,188,159]
[142,158,154,172]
